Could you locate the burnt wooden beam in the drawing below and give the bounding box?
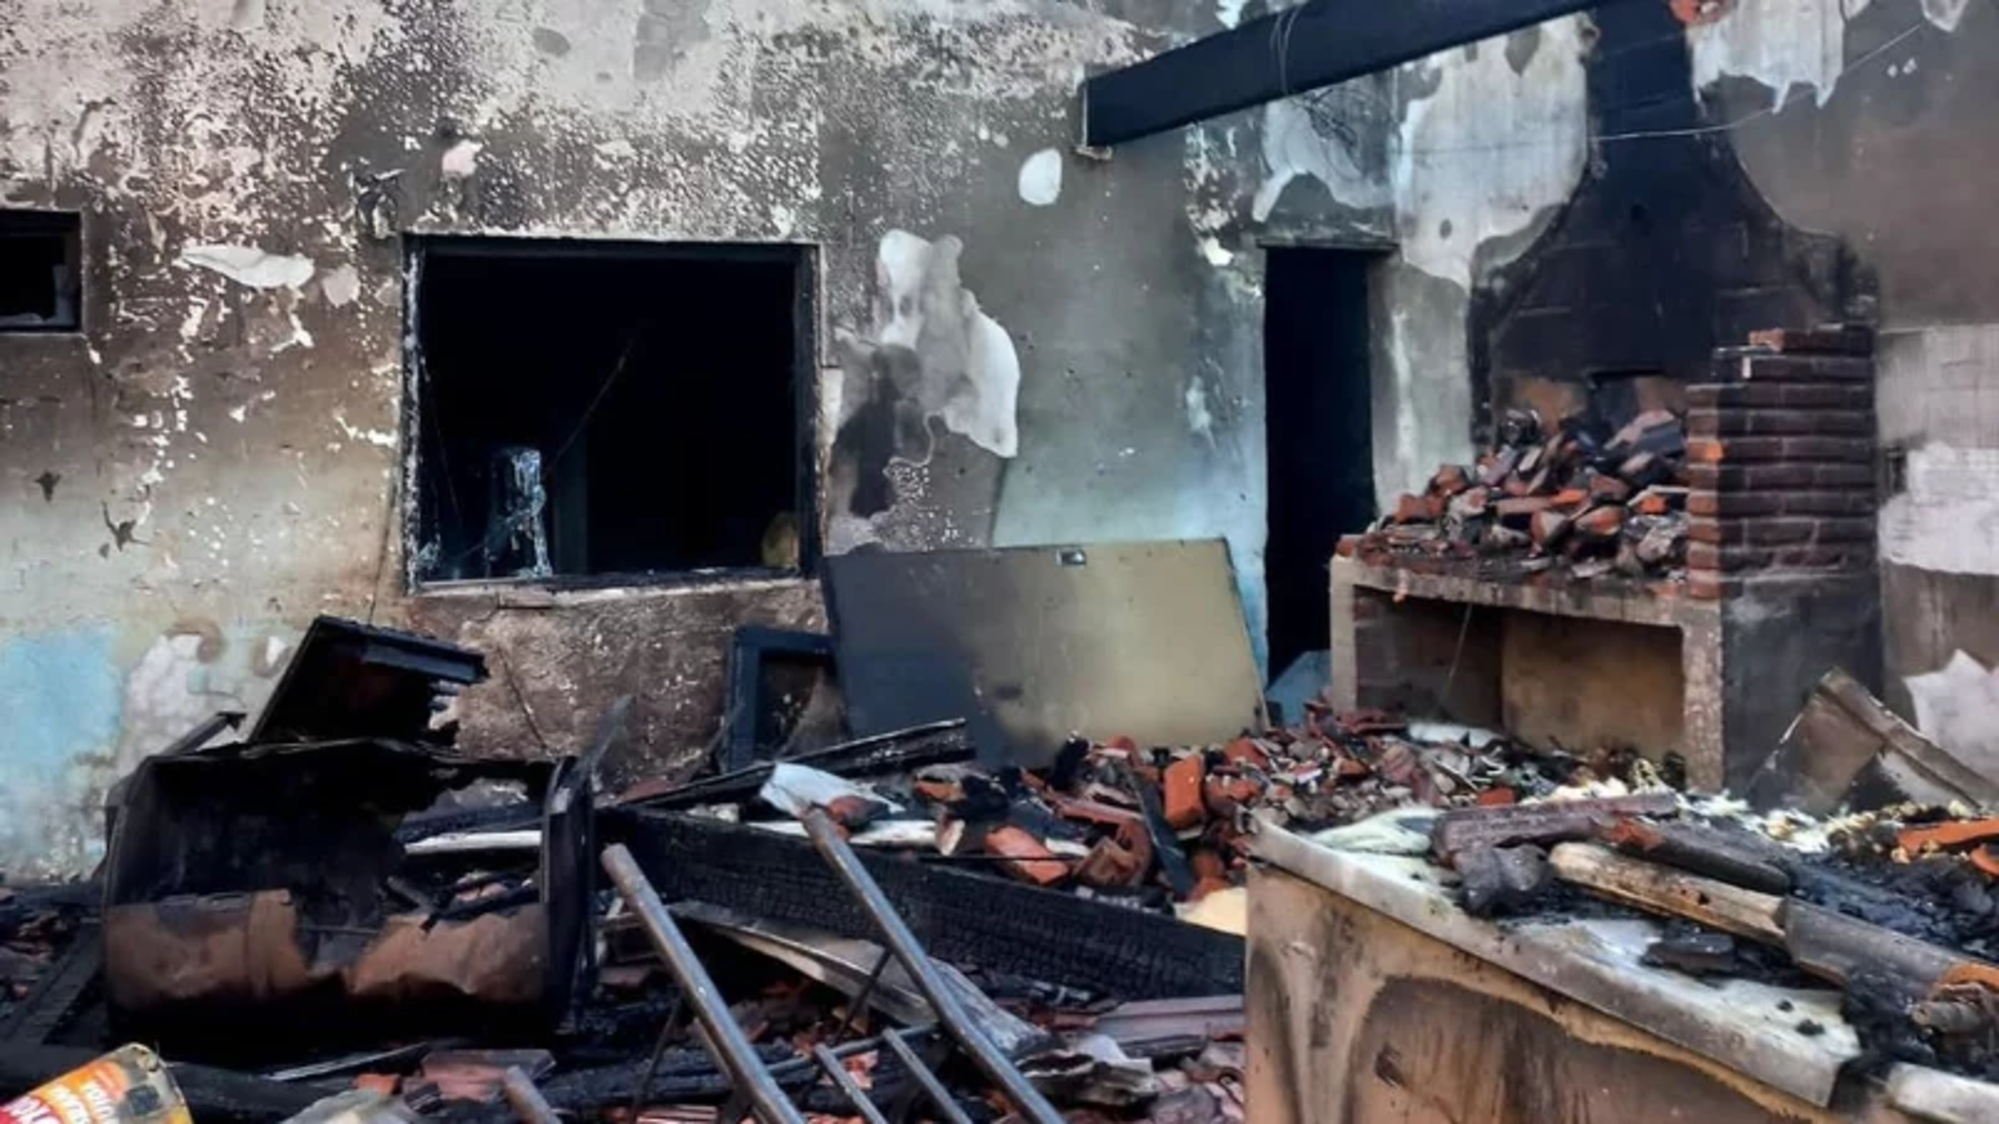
[1081,0,1628,148]
[603,809,1242,999]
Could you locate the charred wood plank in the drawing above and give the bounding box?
[1547,843,1785,943]
[1597,818,1792,895]
[603,809,1241,999]
[1432,793,1678,862]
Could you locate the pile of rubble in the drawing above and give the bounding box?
[665,706,1667,930]
[0,617,1272,1124]
[1403,669,1999,1083]
[1350,407,1692,584]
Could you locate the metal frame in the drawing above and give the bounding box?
[601,845,808,1124]
[802,810,1066,1124]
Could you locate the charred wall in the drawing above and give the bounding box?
[1690,0,1999,745]
[0,0,1396,872]
[1471,0,1855,437]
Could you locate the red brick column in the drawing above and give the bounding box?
[1683,326,1878,599]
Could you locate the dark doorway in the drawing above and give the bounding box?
[405,236,817,587]
[1264,248,1377,683]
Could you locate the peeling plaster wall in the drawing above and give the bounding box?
[1246,21,1592,510]
[0,0,1395,872]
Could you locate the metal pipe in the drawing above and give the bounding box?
[881,1031,973,1124]
[809,1046,890,1124]
[601,844,807,1124]
[802,811,1064,1124]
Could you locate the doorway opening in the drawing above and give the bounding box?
[1264,247,1378,698]
[404,236,817,588]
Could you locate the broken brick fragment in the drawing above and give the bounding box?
[1076,836,1148,888]
[1550,488,1589,509]
[1529,509,1571,549]
[1897,819,1999,856]
[1590,475,1633,503]
[1391,493,1438,524]
[1163,754,1208,830]
[914,779,963,804]
[1493,495,1553,528]
[1431,463,1471,495]
[1220,737,1269,770]
[1573,505,1625,541]
[983,825,1069,887]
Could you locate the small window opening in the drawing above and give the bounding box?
[0,211,82,332]
[405,236,816,587]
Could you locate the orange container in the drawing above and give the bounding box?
[0,1045,192,1124]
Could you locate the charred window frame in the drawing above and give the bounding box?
[0,210,83,333]
[400,235,820,591]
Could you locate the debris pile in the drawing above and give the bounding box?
[0,617,1268,1124]
[658,707,1671,927]
[1349,407,1691,583]
[1406,669,1999,1084]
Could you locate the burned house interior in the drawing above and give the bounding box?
[7,0,1999,1120]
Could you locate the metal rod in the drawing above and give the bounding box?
[631,993,686,1114]
[765,1026,937,1083]
[601,844,807,1124]
[501,1067,561,1124]
[832,950,892,1043]
[881,1031,973,1124]
[810,1046,890,1124]
[802,811,1064,1124]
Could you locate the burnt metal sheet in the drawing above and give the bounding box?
[824,541,1264,768]
[102,736,585,1055]
[252,615,487,744]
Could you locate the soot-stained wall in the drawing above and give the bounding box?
[0,0,1399,873]
[1694,0,1999,749]
[1263,0,1999,765]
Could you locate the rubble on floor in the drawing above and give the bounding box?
[1347,406,1691,585]
[649,703,1678,932]
[0,617,1257,1124]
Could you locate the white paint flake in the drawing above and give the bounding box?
[440,139,483,179]
[333,413,397,448]
[1017,148,1063,206]
[179,244,316,290]
[1198,236,1234,267]
[1879,443,1999,576]
[1216,0,1248,28]
[1392,16,1589,288]
[1184,377,1215,440]
[1906,651,1999,782]
[321,264,362,308]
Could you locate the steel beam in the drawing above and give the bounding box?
[1081,0,1620,148]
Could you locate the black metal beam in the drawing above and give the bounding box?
[1081,0,1617,148]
